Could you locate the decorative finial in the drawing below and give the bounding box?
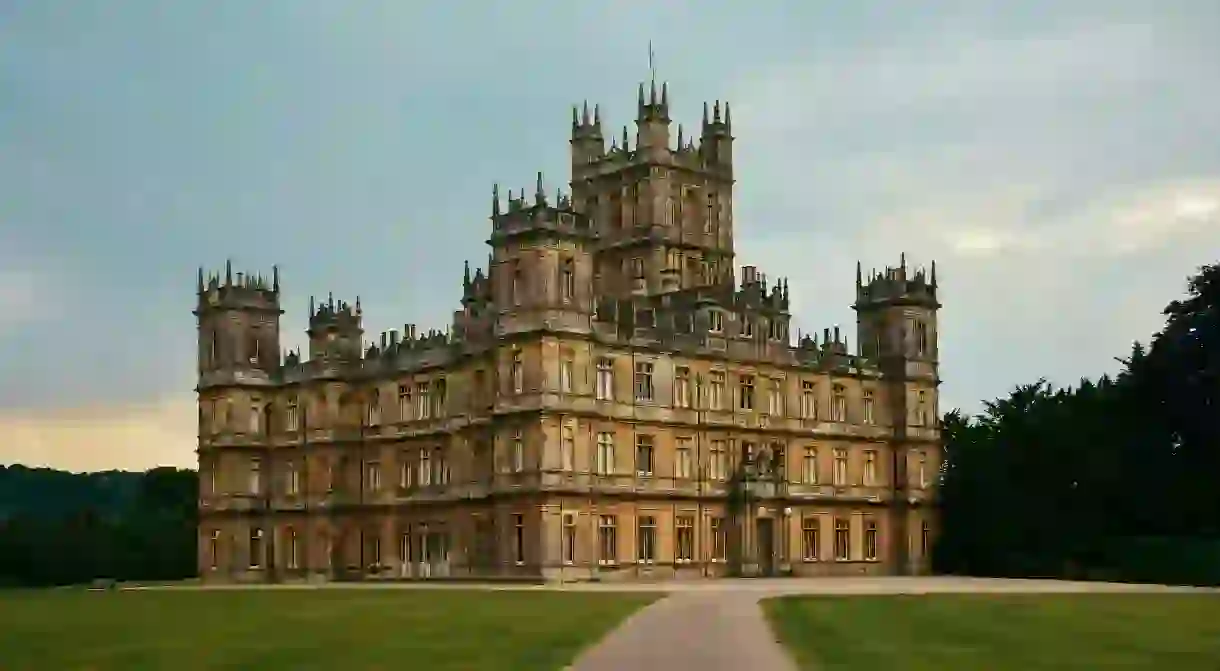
[225,259,232,286]
[535,172,545,204]
[492,183,501,216]
[272,265,280,292]
[197,267,204,293]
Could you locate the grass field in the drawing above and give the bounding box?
[0,587,658,671]
[763,593,1220,670]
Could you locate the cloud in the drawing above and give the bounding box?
[0,397,196,472]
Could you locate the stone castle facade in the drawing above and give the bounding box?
[195,82,942,582]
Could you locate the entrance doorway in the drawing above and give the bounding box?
[756,517,775,576]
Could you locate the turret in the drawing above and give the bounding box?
[570,101,604,174]
[700,99,733,174]
[195,261,283,380]
[636,80,671,159]
[854,254,939,362]
[306,292,364,361]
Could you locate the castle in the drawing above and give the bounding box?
[195,81,941,582]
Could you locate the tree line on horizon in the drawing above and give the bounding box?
[0,262,1216,587]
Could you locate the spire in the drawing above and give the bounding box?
[309,295,315,316]
[535,172,545,205]
[661,81,669,110]
[593,104,601,128]
[724,102,732,131]
[581,100,590,125]
[272,264,280,292]
[931,260,938,288]
[571,104,578,129]
[492,183,501,216]
[622,125,629,149]
[677,124,684,148]
[225,259,232,286]
[463,260,471,287]
[713,100,721,123]
[856,261,863,288]
[197,267,204,293]
[637,82,645,115]
[702,101,709,126]
[650,79,658,107]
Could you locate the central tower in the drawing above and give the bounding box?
[569,82,736,298]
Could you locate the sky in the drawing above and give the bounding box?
[2,1,1219,471]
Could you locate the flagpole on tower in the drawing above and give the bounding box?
[648,40,656,86]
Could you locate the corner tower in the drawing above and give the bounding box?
[195,261,283,382]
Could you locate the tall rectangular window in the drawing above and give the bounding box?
[675,438,693,479]
[801,380,816,419]
[560,258,575,303]
[419,451,432,486]
[286,397,299,431]
[397,384,411,422]
[209,530,220,569]
[399,451,413,489]
[862,390,875,425]
[562,513,576,565]
[676,515,694,563]
[768,378,783,415]
[834,518,850,561]
[709,371,725,410]
[918,451,928,488]
[832,385,847,422]
[595,432,615,475]
[287,528,299,569]
[366,461,381,492]
[598,515,617,565]
[286,461,300,496]
[595,357,614,400]
[637,516,656,563]
[865,517,879,561]
[634,361,654,402]
[863,450,877,486]
[635,435,654,476]
[739,375,755,410]
[710,440,727,480]
[511,352,524,394]
[433,378,447,418]
[833,449,848,486]
[248,457,262,494]
[708,310,724,333]
[915,391,930,426]
[559,350,574,393]
[674,366,691,408]
[803,447,818,484]
[511,429,524,473]
[802,517,820,561]
[560,421,575,472]
[249,528,264,568]
[416,381,430,420]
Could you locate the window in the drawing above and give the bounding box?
[674,366,691,408]
[771,442,786,480]
[416,381,430,420]
[801,381,817,419]
[865,518,879,561]
[921,521,931,557]
[595,432,615,475]
[676,516,694,562]
[863,450,877,486]
[399,451,413,489]
[209,530,220,569]
[708,310,724,333]
[830,385,847,422]
[834,519,850,561]
[286,397,299,431]
[559,350,574,393]
[595,357,614,400]
[862,390,875,425]
[248,457,262,494]
[562,513,576,564]
[915,320,929,356]
[286,461,300,496]
[433,378,447,417]
[630,257,644,278]
[511,263,522,306]
[419,451,432,486]
[635,435,654,476]
[711,517,726,561]
[369,535,382,568]
[768,378,783,415]
[917,451,928,488]
[915,391,929,426]
[560,258,575,303]
[434,449,449,485]
[249,528,264,568]
[366,461,381,492]
[511,351,524,394]
[739,375,755,410]
[560,421,575,472]
[473,369,486,409]
[367,393,381,426]
[511,429,524,473]
[598,515,617,565]
[248,403,261,434]
[216,399,229,432]
[637,516,656,563]
[803,447,818,484]
[742,316,754,338]
[709,371,725,410]
[634,361,654,402]
[710,440,727,480]
[513,514,526,565]
[833,449,848,486]
[397,385,411,422]
[286,528,299,569]
[802,517,820,561]
[675,438,693,479]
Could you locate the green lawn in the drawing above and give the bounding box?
[0,587,658,671]
[764,593,1220,670]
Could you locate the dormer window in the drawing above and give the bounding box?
[708,311,724,334]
